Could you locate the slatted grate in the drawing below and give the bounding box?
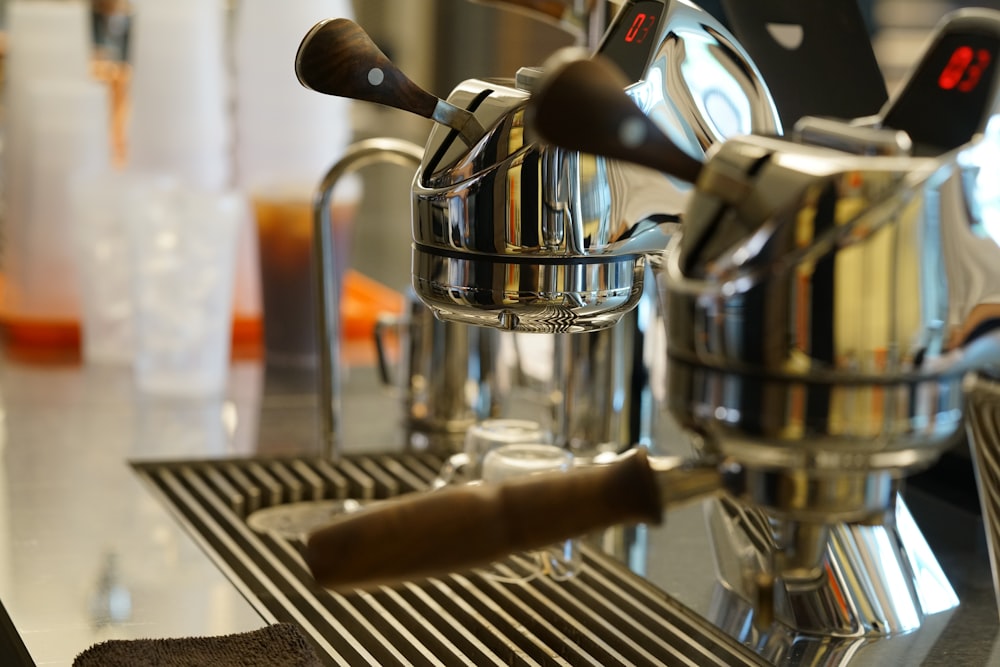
[132,454,770,666]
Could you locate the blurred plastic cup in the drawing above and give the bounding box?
[464,419,550,478]
[1,0,102,351]
[479,443,581,583]
[433,419,548,488]
[129,178,245,396]
[233,0,354,191]
[127,0,230,191]
[72,171,140,365]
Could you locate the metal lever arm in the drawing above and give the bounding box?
[305,449,722,590]
[296,18,484,145]
[528,54,704,183]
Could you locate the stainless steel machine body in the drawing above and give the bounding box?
[409,0,779,333]
[658,8,1000,635]
[300,0,1000,650]
[408,2,1000,641]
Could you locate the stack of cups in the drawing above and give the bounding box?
[233,0,360,370]
[127,0,230,190]
[72,0,244,396]
[233,0,356,193]
[1,0,110,336]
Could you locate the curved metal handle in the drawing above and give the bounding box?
[313,137,424,460]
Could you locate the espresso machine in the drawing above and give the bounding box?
[296,0,1000,659]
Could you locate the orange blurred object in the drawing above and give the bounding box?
[0,270,403,363]
[341,269,405,341]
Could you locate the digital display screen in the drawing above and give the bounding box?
[882,29,1000,153]
[937,45,993,92]
[598,0,665,82]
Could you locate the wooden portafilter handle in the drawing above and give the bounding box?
[527,53,704,184]
[306,448,668,591]
[295,18,483,144]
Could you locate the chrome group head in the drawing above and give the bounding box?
[409,0,778,332]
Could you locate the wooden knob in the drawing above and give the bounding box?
[295,18,438,119]
[528,55,704,183]
[305,448,663,591]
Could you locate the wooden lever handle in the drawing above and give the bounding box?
[295,18,438,119]
[528,55,704,184]
[305,448,663,590]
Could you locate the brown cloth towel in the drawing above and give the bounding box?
[72,622,324,667]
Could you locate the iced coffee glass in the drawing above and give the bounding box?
[252,186,356,369]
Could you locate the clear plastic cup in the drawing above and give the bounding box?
[479,443,580,583]
[128,178,245,397]
[72,171,138,365]
[465,419,550,479]
[433,419,549,488]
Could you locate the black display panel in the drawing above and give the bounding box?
[598,0,666,83]
[882,28,1000,153]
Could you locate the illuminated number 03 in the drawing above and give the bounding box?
[938,46,993,92]
[624,13,656,44]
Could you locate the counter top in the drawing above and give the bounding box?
[0,353,999,665]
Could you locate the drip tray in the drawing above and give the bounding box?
[132,454,768,666]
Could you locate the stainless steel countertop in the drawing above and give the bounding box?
[1,352,999,665]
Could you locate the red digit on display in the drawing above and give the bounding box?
[957,48,992,92]
[636,15,657,44]
[624,13,647,43]
[938,45,974,90]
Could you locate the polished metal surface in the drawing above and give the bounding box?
[374,288,506,440]
[548,262,662,458]
[312,137,425,458]
[405,2,1000,643]
[410,0,779,332]
[656,8,1000,636]
[706,494,957,637]
[661,108,991,502]
[964,372,1000,621]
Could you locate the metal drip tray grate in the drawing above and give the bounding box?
[132,454,769,666]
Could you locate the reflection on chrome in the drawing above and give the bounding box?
[661,7,1000,640]
[410,0,778,332]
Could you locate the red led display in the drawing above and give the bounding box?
[623,12,656,44]
[938,45,993,92]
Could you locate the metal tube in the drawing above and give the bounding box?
[312,137,424,459]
